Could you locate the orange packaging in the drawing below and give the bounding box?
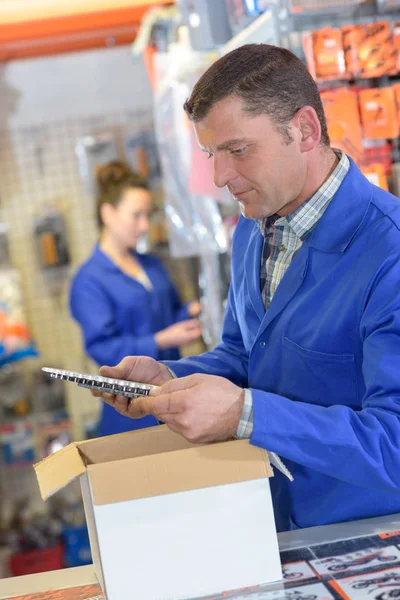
[343,21,398,79]
[302,31,317,80]
[361,163,389,191]
[312,27,346,80]
[394,83,400,129]
[359,87,399,140]
[394,22,400,72]
[320,87,364,163]
[342,25,362,78]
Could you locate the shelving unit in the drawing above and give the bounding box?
[271,0,400,59]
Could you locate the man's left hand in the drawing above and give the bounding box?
[134,374,245,443]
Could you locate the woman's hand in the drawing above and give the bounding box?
[187,301,202,317]
[155,319,202,349]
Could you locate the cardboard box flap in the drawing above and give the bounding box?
[77,424,198,465]
[88,439,273,505]
[34,442,87,500]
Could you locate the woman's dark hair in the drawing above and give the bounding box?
[184,44,329,146]
[96,160,149,228]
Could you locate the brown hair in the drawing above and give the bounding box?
[183,44,330,146]
[96,160,149,228]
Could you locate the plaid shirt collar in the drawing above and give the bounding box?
[259,150,350,240]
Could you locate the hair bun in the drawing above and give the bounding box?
[96,160,133,192]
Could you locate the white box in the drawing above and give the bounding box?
[34,425,282,599]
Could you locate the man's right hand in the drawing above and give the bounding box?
[92,356,173,418]
[155,319,202,350]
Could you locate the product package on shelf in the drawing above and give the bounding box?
[343,21,398,79]
[363,142,393,175]
[0,422,35,467]
[394,83,400,125]
[124,128,162,190]
[304,21,400,82]
[359,87,399,140]
[361,163,389,190]
[312,27,347,81]
[394,21,400,70]
[0,365,30,417]
[0,268,38,368]
[320,87,364,163]
[303,15,400,197]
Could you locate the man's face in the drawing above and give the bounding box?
[194,96,308,220]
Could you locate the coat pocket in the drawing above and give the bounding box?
[282,336,359,407]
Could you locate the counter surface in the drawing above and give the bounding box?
[1,512,399,599]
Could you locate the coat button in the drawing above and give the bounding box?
[260,341,266,348]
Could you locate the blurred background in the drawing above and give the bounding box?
[0,0,399,581]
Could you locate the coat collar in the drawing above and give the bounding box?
[91,244,142,271]
[244,157,373,327]
[306,157,372,253]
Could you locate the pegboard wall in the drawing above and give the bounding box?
[0,108,155,435]
[0,109,158,543]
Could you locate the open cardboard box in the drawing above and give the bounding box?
[34,425,283,600]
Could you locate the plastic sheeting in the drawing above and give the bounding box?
[152,43,232,347]
[153,48,230,259]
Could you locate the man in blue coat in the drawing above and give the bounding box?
[93,44,400,531]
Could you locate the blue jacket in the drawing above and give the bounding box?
[165,159,400,532]
[70,245,190,436]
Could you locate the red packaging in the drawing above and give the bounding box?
[9,544,64,576]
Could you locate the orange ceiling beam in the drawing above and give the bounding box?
[0,2,174,61]
[0,0,174,24]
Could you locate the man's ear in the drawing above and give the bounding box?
[294,106,321,152]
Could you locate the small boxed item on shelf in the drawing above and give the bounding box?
[394,83,400,125]
[9,543,64,577]
[312,27,346,80]
[394,21,400,70]
[342,21,398,78]
[361,163,389,190]
[6,500,64,576]
[343,21,398,79]
[304,20,400,82]
[34,425,284,600]
[359,87,399,140]
[62,524,92,568]
[320,87,364,163]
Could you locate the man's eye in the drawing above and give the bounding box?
[231,147,246,156]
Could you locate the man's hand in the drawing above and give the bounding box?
[135,374,245,443]
[91,356,173,415]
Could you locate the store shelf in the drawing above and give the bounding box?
[290,0,368,17]
[280,0,400,36]
[377,0,400,12]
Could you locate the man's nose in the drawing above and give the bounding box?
[213,155,235,188]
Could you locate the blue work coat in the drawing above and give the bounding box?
[165,159,400,532]
[70,246,190,436]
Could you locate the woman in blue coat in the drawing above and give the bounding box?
[70,161,202,436]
